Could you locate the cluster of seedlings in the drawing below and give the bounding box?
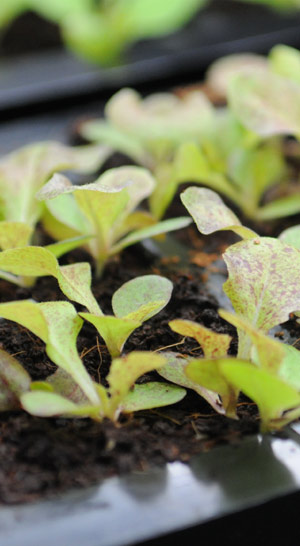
[1,45,300,433]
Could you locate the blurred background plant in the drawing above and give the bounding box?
[0,0,299,66]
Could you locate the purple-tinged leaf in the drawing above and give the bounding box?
[181,187,256,239]
[223,238,300,358]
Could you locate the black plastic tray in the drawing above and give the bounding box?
[1,0,300,114]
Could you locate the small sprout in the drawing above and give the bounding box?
[81,275,173,357]
[0,300,99,405]
[21,351,186,421]
[37,166,191,275]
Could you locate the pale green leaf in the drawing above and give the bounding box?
[112,275,172,321]
[257,195,300,221]
[0,349,31,410]
[181,187,257,239]
[219,309,284,367]
[58,262,102,315]
[0,246,58,277]
[270,45,300,85]
[0,222,33,250]
[110,216,192,255]
[279,225,300,249]
[185,357,239,418]
[45,235,93,258]
[80,120,148,165]
[223,238,300,358]
[0,141,110,225]
[206,53,268,97]
[220,359,300,431]
[169,319,231,358]
[228,72,300,138]
[21,391,100,418]
[107,351,167,419]
[122,382,186,413]
[158,352,224,414]
[46,368,90,405]
[80,314,141,358]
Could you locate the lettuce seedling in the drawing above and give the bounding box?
[37,166,191,275]
[0,141,110,228]
[81,275,173,358]
[0,299,100,405]
[182,187,300,358]
[81,88,215,219]
[21,352,186,421]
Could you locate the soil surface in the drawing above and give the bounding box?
[0,224,262,505]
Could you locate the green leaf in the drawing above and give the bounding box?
[105,88,214,149]
[0,300,99,405]
[257,195,300,221]
[21,391,100,418]
[80,120,148,165]
[173,142,238,202]
[169,319,231,357]
[110,216,192,255]
[80,314,141,358]
[122,382,186,413]
[279,225,300,250]
[0,246,101,313]
[0,141,110,225]
[219,309,284,367]
[223,238,300,358]
[45,235,93,258]
[158,352,225,414]
[228,71,300,138]
[206,53,268,97]
[107,351,167,419]
[270,44,300,85]
[220,358,300,431]
[0,349,31,410]
[185,357,239,418]
[0,222,33,249]
[58,262,102,315]
[181,187,257,239]
[46,368,90,405]
[278,345,300,391]
[112,275,172,321]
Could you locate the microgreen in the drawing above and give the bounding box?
[37,166,191,275]
[0,141,110,228]
[81,275,173,357]
[81,88,215,219]
[0,300,100,404]
[21,352,186,421]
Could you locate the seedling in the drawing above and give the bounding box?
[80,275,173,358]
[21,352,186,421]
[81,88,215,219]
[37,166,191,275]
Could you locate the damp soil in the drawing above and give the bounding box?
[0,224,264,505]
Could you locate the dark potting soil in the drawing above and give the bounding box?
[0,228,261,505]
